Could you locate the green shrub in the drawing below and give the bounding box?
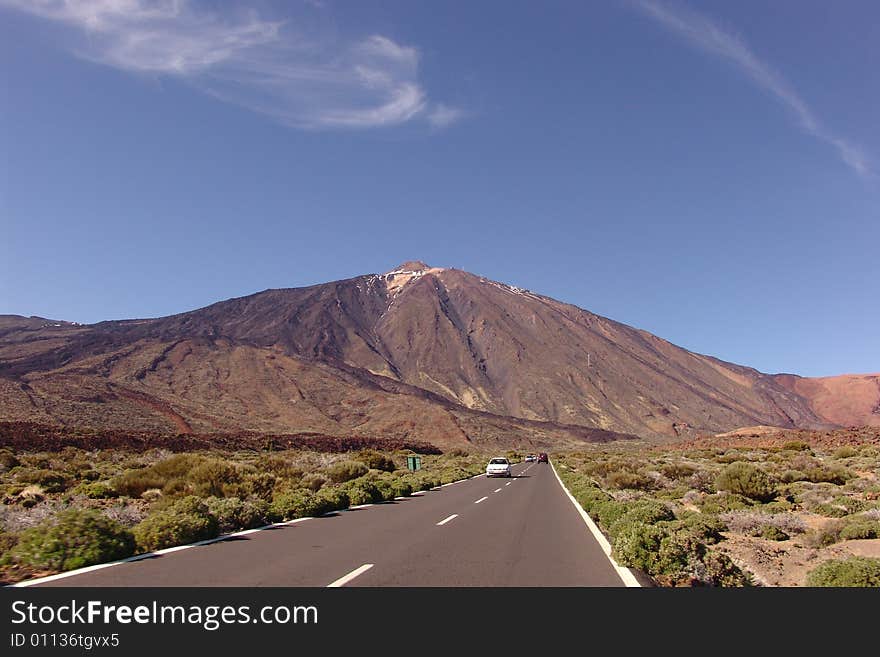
[388,478,413,498]
[573,486,612,513]
[12,510,135,571]
[242,472,278,501]
[782,441,812,452]
[593,500,629,528]
[660,463,697,480]
[715,462,776,502]
[838,520,880,541]
[780,470,807,483]
[301,473,327,492]
[358,450,396,472]
[0,530,18,562]
[133,496,219,551]
[802,467,851,485]
[760,525,789,541]
[672,514,727,544]
[608,501,675,541]
[806,557,880,587]
[699,552,753,587]
[326,461,369,484]
[833,446,858,459]
[254,455,304,481]
[268,489,331,522]
[612,523,667,573]
[371,478,397,502]
[605,470,654,491]
[814,500,860,518]
[342,480,383,506]
[697,492,753,514]
[15,468,70,493]
[187,460,241,497]
[72,481,118,499]
[0,449,20,471]
[314,487,350,512]
[204,497,268,533]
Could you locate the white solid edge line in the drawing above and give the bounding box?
[327,563,374,588]
[9,470,487,588]
[549,461,642,588]
[436,514,458,526]
[474,496,489,504]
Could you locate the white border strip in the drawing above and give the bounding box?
[550,461,642,587]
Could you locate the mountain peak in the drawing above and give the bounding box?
[390,260,432,273]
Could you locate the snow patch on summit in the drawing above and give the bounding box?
[380,264,446,296]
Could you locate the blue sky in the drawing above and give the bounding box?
[1,1,878,377]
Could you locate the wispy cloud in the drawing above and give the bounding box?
[633,0,871,178]
[0,0,463,130]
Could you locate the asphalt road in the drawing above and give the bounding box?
[36,461,625,587]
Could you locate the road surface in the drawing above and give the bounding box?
[34,461,625,587]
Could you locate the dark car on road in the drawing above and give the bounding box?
[537,452,548,463]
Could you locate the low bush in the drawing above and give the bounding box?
[781,441,812,452]
[605,470,654,491]
[300,473,327,492]
[12,509,135,571]
[720,510,805,537]
[0,449,20,471]
[715,462,776,502]
[357,450,396,472]
[325,461,369,484]
[114,454,242,498]
[833,446,858,459]
[15,468,70,494]
[607,501,675,541]
[133,496,219,551]
[659,463,696,480]
[593,500,629,528]
[204,497,268,533]
[780,470,807,483]
[696,492,753,514]
[0,530,18,560]
[672,514,728,544]
[72,481,118,499]
[341,480,383,506]
[806,557,880,587]
[370,478,396,502]
[314,487,350,512]
[837,520,880,541]
[268,489,331,522]
[760,525,789,541]
[241,473,278,501]
[801,467,851,486]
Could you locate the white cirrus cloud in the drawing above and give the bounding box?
[0,0,463,130]
[633,0,871,178]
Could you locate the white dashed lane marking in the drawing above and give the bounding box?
[327,563,374,587]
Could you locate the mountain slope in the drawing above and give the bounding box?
[0,262,850,445]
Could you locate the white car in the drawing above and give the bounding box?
[486,457,512,478]
[525,454,537,462]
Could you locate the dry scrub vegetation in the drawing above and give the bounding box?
[555,438,880,587]
[0,443,490,585]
